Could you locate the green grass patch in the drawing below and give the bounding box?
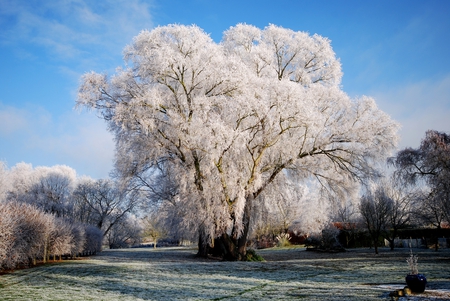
[243,249,265,261]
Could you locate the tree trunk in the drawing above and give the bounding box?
[214,233,238,260]
[345,231,352,248]
[370,231,380,254]
[387,228,399,251]
[195,195,255,261]
[236,196,253,259]
[197,226,209,258]
[43,236,48,263]
[433,226,441,251]
[373,240,379,254]
[208,195,253,261]
[388,238,395,251]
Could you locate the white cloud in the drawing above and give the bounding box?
[0,102,114,178]
[0,0,155,67]
[29,111,115,178]
[0,105,29,135]
[0,104,52,136]
[0,0,155,178]
[373,75,450,150]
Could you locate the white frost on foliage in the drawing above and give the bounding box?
[77,23,399,241]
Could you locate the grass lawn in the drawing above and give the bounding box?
[0,246,449,300]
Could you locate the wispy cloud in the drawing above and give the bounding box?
[0,105,31,136]
[0,102,114,178]
[0,0,154,69]
[0,0,154,178]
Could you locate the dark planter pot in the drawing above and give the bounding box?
[405,274,427,293]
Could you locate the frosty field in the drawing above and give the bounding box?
[1,247,449,301]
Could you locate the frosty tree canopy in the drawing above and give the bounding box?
[77,24,399,260]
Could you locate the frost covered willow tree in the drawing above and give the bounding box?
[77,24,399,260]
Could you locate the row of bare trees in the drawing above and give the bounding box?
[0,200,102,271]
[358,179,417,254]
[0,162,145,264]
[358,130,450,253]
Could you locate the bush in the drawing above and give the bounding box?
[0,202,15,269]
[305,227,345,252]
[48,218,73,260]
[244,249,265,261]
[84,225,103,255]
[304,235,322,249]
[69,223,86,257]
[0,200,102,271]
[276,233,292,248]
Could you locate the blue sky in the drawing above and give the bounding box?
[1,0,449,179]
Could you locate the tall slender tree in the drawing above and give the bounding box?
[359,188,391,254]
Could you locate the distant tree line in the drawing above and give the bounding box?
[0,162,145,271]
[0,201,102,271]
[358,130,450,253]
[301,130,450,254]
[1,129,447,266]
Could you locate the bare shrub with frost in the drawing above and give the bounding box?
[0,202,15,269]
[0,200,103,271]
[48,218,74,260]
[68,223,86,257]
[0,161,105,269]
[407,252,419,275]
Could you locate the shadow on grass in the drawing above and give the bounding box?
[1,247,449,300]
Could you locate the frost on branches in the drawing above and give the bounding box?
[77,24,399,260]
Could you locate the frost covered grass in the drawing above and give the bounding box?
[0,247,449,300]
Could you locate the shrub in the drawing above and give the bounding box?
[0,200,102,271]
[276,233,292,248]
[244,249,265,261]
[84,225,103,255]
[305,227,345,252]
[0,203,15,269]
[69,223,86,257]
[48,218,74,260]
[304,235,322,249]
